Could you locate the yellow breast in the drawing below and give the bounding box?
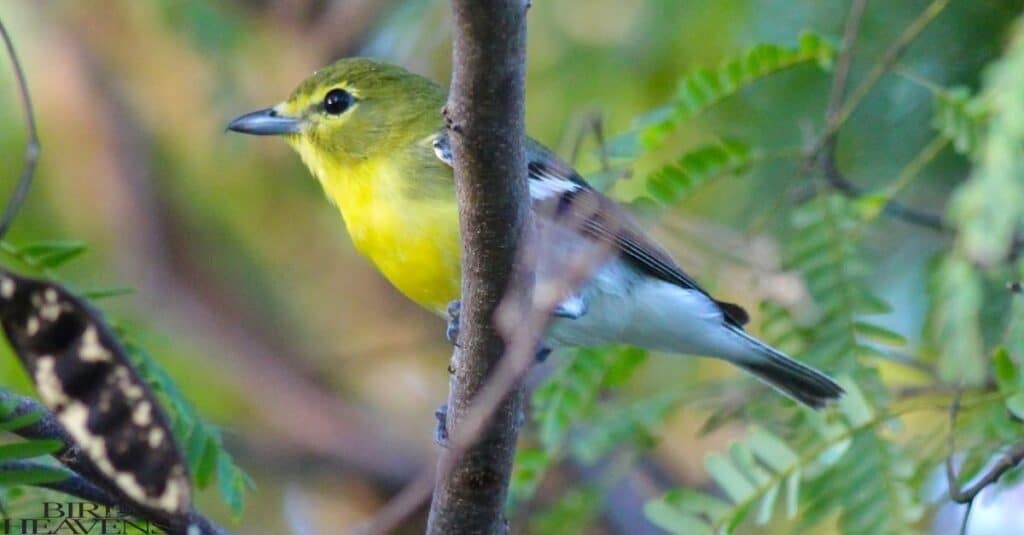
[293,140,461,314]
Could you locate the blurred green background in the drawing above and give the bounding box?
[0,1,1020,533]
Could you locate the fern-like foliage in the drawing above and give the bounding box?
[647,32,833,146]
[785,195,906,378]
[800,432,922,535]
[533,347,647,454]
[641,139,754,205]
[948,346,1024,494]
[527,486,604,535]
[645,382,923,534]
[644,190,924,533]
[605,33,835,159]
[510,347,647,503]
[570,392,680,465]
[514,17,1024,533]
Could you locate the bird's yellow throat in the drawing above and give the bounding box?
[288,135,462,315]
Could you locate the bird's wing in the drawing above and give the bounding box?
[431,131,749,328]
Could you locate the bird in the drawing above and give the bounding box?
[227,58,843,408]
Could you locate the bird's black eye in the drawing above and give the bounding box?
[323,88,353,115]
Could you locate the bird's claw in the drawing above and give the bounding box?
[434,403,450,448]
[434,402,527,448]
[446,299,461,346]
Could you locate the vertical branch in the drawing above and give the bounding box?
[427,1,530,533]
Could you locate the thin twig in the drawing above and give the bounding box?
[815,0,951,154]
[811,0,952,233]
[946,390,1024,511]
[824,0,869,130]
[0,19,40,240]
[846,135,951,239]
[568,111,609,171]
[948,442,1024,504]
[959,498,974,535]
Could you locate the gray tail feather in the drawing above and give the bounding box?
[730,329,844,409]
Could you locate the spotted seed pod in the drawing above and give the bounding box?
[0,269,191,516]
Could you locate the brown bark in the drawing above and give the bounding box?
[425,1,531,533]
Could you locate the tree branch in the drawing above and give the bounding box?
[810,0,952,234]
[0,389,227,534]
[815,0,951,152]
[426,1,531,533]
[946,394,1024,507]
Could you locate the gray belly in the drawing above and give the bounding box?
[544,258,640,348]
[542,258,729,356]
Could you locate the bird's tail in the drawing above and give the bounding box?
[727,327,843,409]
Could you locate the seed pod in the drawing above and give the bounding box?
[0,269,191,516]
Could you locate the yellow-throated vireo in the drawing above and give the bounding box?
[227,58,843,408]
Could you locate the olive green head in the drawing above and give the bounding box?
[228,58,445,163]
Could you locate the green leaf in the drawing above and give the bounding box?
[993,347,1019,393]
[756,480,780,525]
[16,241,88,268]
[642,139,754,205]
[601,347,648,387]
[644,502,710,535]
[852,193,889,221]
[854,322,907,346]
[79,287,136,300]
[706,453,755,503]
[644,489,728,535]
[0,465,69,486]
[932,86,986,156]
[0,440,63,461]
[195,435,219,488]
[1006,394,1024,420]
[185,420,208,470]
[509,447,550,505]
[748,428,798,473]
[785,470,800,518]
[836,380,873,427]
[217,451,246,520]
[0,409,44,433]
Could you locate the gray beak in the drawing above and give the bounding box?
[226,108,302,136]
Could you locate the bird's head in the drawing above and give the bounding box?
[227,58,445,168]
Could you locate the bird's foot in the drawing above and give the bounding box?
[446,299,461,346]
[433,402,528,448]
[434,403,450,448]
